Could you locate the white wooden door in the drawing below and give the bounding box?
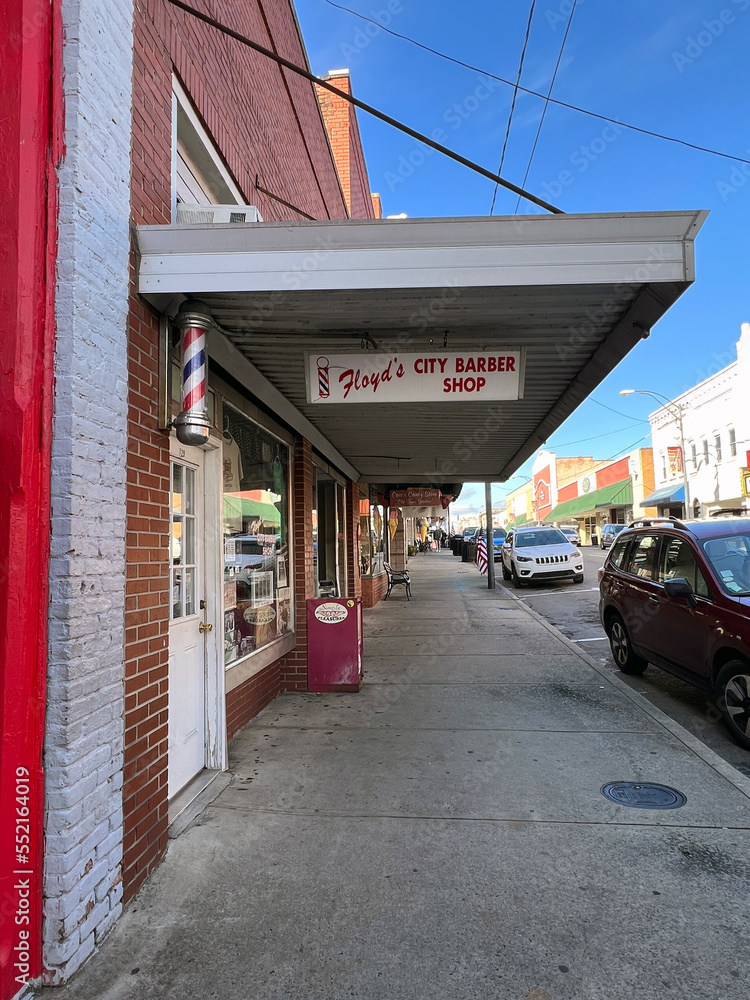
[168,447,208,798]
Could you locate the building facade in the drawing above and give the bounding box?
[645,323,750,518]
[499,448,656,544]
[3,3,708,994]
[5,1,385,994]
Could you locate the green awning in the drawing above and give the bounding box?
[513,513,528,527]
[545,478,632,522]
[223,495,281,524]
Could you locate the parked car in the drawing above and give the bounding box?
[599,517,750,749]
[600,523,626,549]
[559,525,581,546]
[501,526,584,587]
[488,526,507,560]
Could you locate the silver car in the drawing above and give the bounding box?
[600,523,626,549]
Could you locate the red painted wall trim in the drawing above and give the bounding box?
[595,456,630,490]
[0,2,59,996]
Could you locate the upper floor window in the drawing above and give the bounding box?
[690,442,697,470]
[714,434,722,462]
[172,76,244,216]
[702,439,709,465]
[729,428,737,457]
[661,453,667,479]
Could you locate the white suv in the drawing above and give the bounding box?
[501,526,584,588]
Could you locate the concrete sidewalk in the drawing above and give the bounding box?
[56,551,750,1000]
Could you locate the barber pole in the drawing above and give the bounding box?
[173,300,213,446]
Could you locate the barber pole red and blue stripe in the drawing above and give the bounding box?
[476,538,488,575]
[182,324,207,414]
[317,356,330,398]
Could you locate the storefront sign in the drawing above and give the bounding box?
[314,602,349,624]
[306,350,524,404]
[390,488,441,507]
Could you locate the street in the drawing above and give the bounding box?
[506,546,750,778]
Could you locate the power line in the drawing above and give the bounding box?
[165,0,562,213]
[320,0,750,167]
[547,419,646,449]
[490,0,537,216]
[589,397,651,422]
[513,0,578,213]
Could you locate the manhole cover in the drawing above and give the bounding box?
[601,781,687,810]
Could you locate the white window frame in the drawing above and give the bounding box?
[171,74,244,219]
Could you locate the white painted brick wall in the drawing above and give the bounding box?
[44,0,134,984]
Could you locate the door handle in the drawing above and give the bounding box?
[648,595,659,604]
[199,622,213,633]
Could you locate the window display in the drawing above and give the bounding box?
[359,494,385,576]
[222,405,291,667]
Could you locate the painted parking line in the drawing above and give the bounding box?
[520,587,599,598]
[572,637,609,643]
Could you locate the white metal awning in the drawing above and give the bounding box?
[137,210,707,484]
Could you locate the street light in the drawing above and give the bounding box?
[620,389,690,516]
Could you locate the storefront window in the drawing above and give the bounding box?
[222,405,291,667]
[313,474,348,597]
[360,495,385,576]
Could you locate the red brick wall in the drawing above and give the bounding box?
[170,0,347,220]
[345,480,362,600]
[315,72,376,220]
[278,437,315,690]
[362,573,388,609]
[124,0,354,899]
[226,663,281,743]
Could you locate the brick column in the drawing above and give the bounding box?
[345,480,362,599]
[279,438,315,691]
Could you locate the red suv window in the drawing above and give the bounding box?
[608,534,630,569]
[623,534,659,580]
[657,536,710,597]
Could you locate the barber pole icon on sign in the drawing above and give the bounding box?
[317,357,330,399]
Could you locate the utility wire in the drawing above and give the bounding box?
[165,0,562,213]
[490,0,537,216]
[513,0,578,213]
[320,0,750,167]
[547,419,646,449]
[589,397,651,422]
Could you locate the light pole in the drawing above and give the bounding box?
[620,389,690,517]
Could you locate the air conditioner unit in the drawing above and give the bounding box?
[176,204,263,225]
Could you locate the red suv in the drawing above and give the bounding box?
[599,517,750,750]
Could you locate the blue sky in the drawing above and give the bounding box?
[295,0,750,511]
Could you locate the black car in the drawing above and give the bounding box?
[599,517,750,749]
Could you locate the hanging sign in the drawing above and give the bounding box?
[305,350,524,404]
[667,446,683,475]
[390,488,441,507]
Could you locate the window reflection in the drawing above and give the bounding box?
[170,463,197,619]
[222,406,291,666]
